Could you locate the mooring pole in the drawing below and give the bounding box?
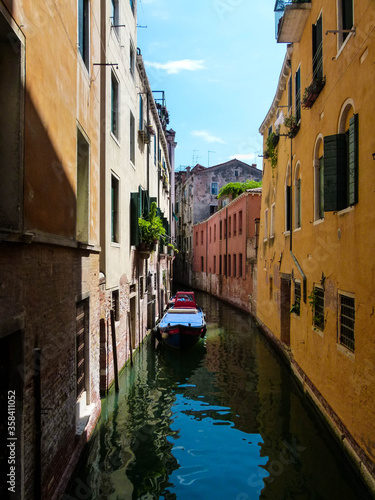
[110,310,119,392]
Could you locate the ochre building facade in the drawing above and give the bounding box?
[258,0,375,491]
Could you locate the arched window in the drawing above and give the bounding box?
[285,163,291,232]
[294,163,301,229]
[313,135,324,221]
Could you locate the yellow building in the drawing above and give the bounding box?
[258,0,375,490]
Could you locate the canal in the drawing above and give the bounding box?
[65,291,372,500]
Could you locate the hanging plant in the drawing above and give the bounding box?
[265,132,279,172]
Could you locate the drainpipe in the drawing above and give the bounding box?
[34,348,41,500]
[225,207,228,278]
[289,135,307,303]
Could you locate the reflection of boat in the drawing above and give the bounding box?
[156,292,206,350]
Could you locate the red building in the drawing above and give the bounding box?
[192,189,261,314]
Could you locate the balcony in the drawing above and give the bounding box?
[275,0,311,43]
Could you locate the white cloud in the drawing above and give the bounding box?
[229,153,258,162]
[191,130,225,144]
[144,59,205,74]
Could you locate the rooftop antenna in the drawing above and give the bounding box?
[208,151,216,168]
[193,150,199,165]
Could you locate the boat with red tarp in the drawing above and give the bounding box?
[155,291,206,349]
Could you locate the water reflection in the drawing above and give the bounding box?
[66,292,372,500]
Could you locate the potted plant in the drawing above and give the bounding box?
[302,78,325,109]
[138,201,166,258]
[284,114,300,138]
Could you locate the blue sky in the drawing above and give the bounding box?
[137,0,286,170]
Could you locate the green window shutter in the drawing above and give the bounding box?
[130,192,140,246]
[324,134,347,211]
[348,113,358,206]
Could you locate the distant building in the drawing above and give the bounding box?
[257,0,375,491]
[193,189,262,313]
[175,159,262,285]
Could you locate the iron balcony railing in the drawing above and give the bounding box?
[274,0,311,40]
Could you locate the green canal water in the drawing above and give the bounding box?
[65,292,373,500]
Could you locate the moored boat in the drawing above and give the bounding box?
[156,291,206,349]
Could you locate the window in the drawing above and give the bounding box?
[264,209,268,240]
[139,94,143,131]
[269,276,273,301]
[210,205,216,215]
[78,0,89,68]
[235,170,239,177]
[111,72,119,138]
[233,254,237,278]
[220,220,222,240]
[130,111,135,164]
[111,173,119,242]
[214,224,216,242]
[292,281,301,316]
[76,299,89,399]
[233,213,237,236]
[201,230,203,245]
[285,163,292,232]
[228,255,231,277]
[295,67,301,122]
[129,39,135,76]
[228,216,231,238]
[112,289,120,321]
[239,211,243,235]
[312,15,323,82]
[312,286,324,331]
[339,293,355,352]
[77,128,90,243]
[209,227,212,243]
[224,219,227,239]
[288,76,293,112]
[338,0,354,47]
[294,164,301,229]
[211,182,218,195]
[0,13,24,231]
[239,253,243,278]
[196,231,198,246]
[219,255,222,275]
[270,203,275,237]
[324,113,358,211]
[214,255,216,274]
[224,255,227,275]
[110,0,119,31]
[201,256,204,272]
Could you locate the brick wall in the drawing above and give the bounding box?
[0,243,101,500]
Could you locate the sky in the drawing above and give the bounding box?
[137,0,287,171]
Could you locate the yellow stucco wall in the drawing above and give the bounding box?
[258,0,375,477]
[7,0,101,243]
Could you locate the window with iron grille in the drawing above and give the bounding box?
[312,287,324,330]
[76,299,89,399]
[293,281,301,316]
[339,293,355,352]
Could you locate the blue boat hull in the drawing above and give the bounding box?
[161,327,205,350]
[157,307,206,350]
